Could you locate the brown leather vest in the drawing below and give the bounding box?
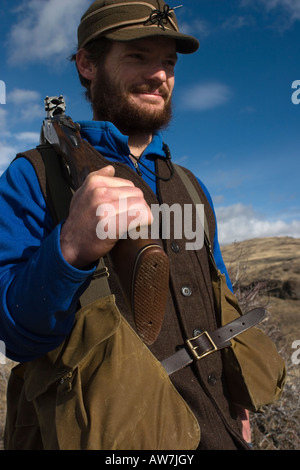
[107,157,247,450]
[21,148,248,450]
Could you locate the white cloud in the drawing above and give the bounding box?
[7,0,90,65]
[241,0,300,28]
[258,0,300,19]
[221,15,254,30]
[15,132,40,143]
[179,18,211,37]
[6,88,43,122]
[179,82,232,111]
[7,89,40,105]
[19,104,44,123]
[0,132,41,175]
[0,88,43,173]
[0,141,19,173]
[216,203,300,245]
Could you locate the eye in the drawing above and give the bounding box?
[163,59,176,72]
[167,59,176,67]
[164,54,177,69]
[128,53,145,61]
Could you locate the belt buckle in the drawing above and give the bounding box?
[186,331,218,360]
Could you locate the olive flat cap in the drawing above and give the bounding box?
[78,0,199,54]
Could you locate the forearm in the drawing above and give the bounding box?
[0,158,95,361]
[1,223,95,362]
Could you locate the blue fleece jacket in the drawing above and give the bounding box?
[0,121,231,362]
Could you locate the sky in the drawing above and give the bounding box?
[0,0,300,245]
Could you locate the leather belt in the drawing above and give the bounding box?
[161,308,266,375]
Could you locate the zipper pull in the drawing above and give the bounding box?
[133,160,142,176]
[129,153,143,176]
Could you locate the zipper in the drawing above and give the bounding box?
[132,159,142,176]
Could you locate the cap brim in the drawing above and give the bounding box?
[104,27,199,54]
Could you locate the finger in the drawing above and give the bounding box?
[86,167,136,190]
[96,197,153,240]
[93,184,145,204]
[95,165,115,177]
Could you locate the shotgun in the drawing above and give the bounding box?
[40,96,169,345]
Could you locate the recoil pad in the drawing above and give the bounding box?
[110,236,170,345]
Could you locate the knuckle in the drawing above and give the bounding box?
[131,186,144,200]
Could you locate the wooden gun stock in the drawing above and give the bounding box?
[41,97,169,344]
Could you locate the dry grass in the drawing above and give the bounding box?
[222,237,300,450]
[0,360,15,450]
[248,315,300,450]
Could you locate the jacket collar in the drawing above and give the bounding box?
[78,120,166,164]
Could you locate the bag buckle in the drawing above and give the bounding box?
[93,266,109,279]
[186,331,218,360]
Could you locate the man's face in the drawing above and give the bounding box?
[91,37,177,135]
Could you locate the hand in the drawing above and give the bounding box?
[236,407,252,444]
[60,166,153,269]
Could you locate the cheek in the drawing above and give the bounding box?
[168,77,175,93]
[114,71,134,94]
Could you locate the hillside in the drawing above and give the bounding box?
[221,236,300,288]
[221,236,300,345]
[221,236,300,450]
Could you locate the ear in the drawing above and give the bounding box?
[76,49,97,81]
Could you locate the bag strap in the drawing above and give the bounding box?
[174,164,210,244]
[174,164,219,272]
[36,145,112,305]
[161,307,266,375]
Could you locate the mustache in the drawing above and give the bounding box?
[129,84,170,100]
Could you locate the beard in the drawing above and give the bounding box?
[91,68,173,135]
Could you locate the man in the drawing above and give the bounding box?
[1,0,255,450]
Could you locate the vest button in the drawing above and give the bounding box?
[181,286,192,297]
[208,374,218,386]
[171,241,180,253]
[193,328,202,337]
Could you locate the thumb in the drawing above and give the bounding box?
[97,165,116,177]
